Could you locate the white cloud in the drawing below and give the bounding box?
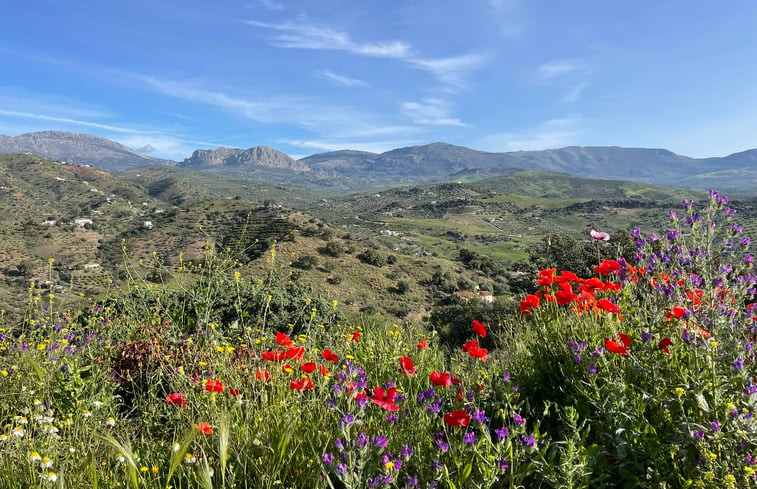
[245,20,412,58]
[537,60,582,80]
[280,137,418,154]
[245,19,487,90]
[487,0,525,38]
[477,116,581,152]
[0,108,141,134]
[400,98,466,126]
[563,80,590,102]
[408,53,489,90]
[315,69,369,87]
[138,75,424,148]
[113,134,207,160]
[256,0,284,10]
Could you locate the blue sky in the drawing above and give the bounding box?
[1,1,756,160]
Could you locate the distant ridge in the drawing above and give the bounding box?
[179,146,307,171]
[0,131,174,171]
[2,130,755,191]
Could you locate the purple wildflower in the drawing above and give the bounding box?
[463,432,477,445]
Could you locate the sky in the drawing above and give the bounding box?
[1,1,756,161]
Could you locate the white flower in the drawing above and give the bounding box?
[0,434,8,442]
[184,453,197,464]
[33,399,42,406]
[105,417,116,427]
[29,451,42,462]
[116,454,126,463]
[82,410,92,418]
[172,442,181,452]
[12,426,25,438]
[92,401,104,408]
[40,456,53,469]
[40,471,58,482]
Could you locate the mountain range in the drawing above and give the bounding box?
[0,131,173,171]
[2,131,756,192]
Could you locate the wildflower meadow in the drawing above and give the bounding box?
[0,192,754,488]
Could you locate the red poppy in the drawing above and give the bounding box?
[276,330,293,346]
[537,268,556,287]
[399,356,416,376]
[462,339,480,353]
[369,386,399,411]
[290,377,314,390]
[466,346,488,362]
[671,306,686,319]
[205,379,224,393]
[319,364,330,376]
[659,337,672,354]
[519,294,540,314]
[229,388,241,396]
[282,364,295,374]
[555,282,577,306]
[443,410,471,427]
[262,350,286,361]
[255,370,271,381]
[322,349,339,363]
[429,371,452,387]
[166,392,187,408]
[595,259,621,276]
[472,320,487,338]
[596,299,621,315]
[301,362,317,374]
[556,271,582,284]
[416,339,429,350]
[351,331,361,342]
[194,422,213,435]
[285,347,305,361]
[605,333,631,356]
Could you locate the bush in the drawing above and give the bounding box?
[357,248,385,267]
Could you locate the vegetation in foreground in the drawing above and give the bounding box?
[0,191,754,488]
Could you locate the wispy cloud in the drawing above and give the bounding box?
[487,0,525,38]
[245,20,412,58]
[138,75,424,152]
[409,53,489,91]
[477,116,581,152]
[400,98,466,126]
[537,60,582,80]
[563,80,590,102]
[255,0,284,10]
[0,108,141,134]
[315,69,369,87]
[279,137,418,154]
[113,134,209,160]
[245,19,488,90]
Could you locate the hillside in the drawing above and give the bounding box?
[0,131,174,171]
